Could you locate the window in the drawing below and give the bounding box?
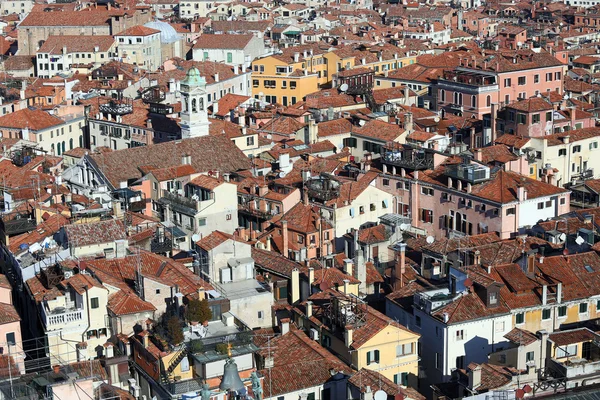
[5,333,15,346]
[382,200,388,208]
[258,311,264,319]
[247,136,254,146]
[420,209,433,223]
[573,145,581,153]
[366,350,380,365]
[456,356,465,369]
[227,52,232,63]
[421,187,434,196]
[546,111,553,122]
[252,79,259,87]
[435,352,442,369]
[558,305,567,317]
[156,289,161,295]
[383,178,390,186]
[90,297,99,309]
[560,197,566,205]
[290,81,296,89]
[559,149,567,156]
[506,207,516,216]
[534,74,540,84]
[526,351,535,362]
[455,330,465,341]
[517,113,527,124]
[518,76,526,85]
[590,142,599,150]
[532,114,540,124]
[557,344,577,358]
[546,72,552,82]
[415,315,421,327]
[504,78,512,87]
[580,303,588,314]
[394,372,409,386]
[516,312,525,324]
[359,206,365,215]
[396,342,413,356]
[198,218,207,226]
[542,309,551,320]
[555,71,562,80]
[546,200,552,207]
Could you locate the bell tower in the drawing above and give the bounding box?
[180,66,210,138]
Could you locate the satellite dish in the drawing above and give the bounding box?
[192,234,201,242]
[575,236,585,246]
[399,223,409,231]
[426,236,435,244]
[374,390,387,400]
[558,232,567,241]
[434,116,440,123]
[339,83,349,92]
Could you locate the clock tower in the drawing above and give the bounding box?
[180,67,210,138]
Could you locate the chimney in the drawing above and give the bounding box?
[394,243,406,290]
[303,186,309,205]
[291,268,300,304]
[542,285,548,305]
[562,135,570,144]
[282,220,289,257]
[474,250,481,265]
[557,282,562,304]
[308,267,315,286]
[344,259,353,276]
[233,64,239,75]
[490,103,497,143]
[404,87,410,105]
[517,186,527,201]
[141,332,149,348]
[294,52,300,62]
[213,101,219,116]
[469,365,482,390]
[344,327,353,347]
[104,342,114,358]
[343,279,350,294]
[280,318,290,335]
[404,112,414,133]
[306,301,313,318]
[473,148,482,161]
[214,72,219,82]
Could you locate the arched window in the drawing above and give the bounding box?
[471,95,476,108]
[191,98,197,113]
[56,143,61,156]
[69,138,73,150]
[51,144,55,154]
[440,89,446,102]
[486,95,491,107]
[62,141,65,154]
[79,135,83,148]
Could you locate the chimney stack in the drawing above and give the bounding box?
[394,243,407,290]
[282,220,289,257]
[306,301,313,318]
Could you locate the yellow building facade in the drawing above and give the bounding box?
[251,44,420,106]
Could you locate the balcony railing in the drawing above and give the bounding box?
[161,190,198,212]
[43,308,84,330]
[238,203,273,220]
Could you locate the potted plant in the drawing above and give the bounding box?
[185,298,212,326]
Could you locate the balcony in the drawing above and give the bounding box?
[43,308,84,331]
[160,190,199,214]
[448,103,464,112]
[445,163,491,184]
[306,176,341,202]
[381,145,434,171]
[0,214,36,236]
[239,202,273,220]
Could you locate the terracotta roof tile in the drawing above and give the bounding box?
[64,219,126,247]
[108,290,156,316]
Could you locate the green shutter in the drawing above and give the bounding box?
[366,351,371,365]
[374,350,380,363]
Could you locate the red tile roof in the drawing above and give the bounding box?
[192,34,254,49]
[0,108,64,131]
[549,328,597,346]
[39,35,115,54]
[108,290,156,316]
[64,219,126,247]
[116,25,160,36]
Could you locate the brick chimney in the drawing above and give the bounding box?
[282,220,289,257]
[394,243,407,290]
